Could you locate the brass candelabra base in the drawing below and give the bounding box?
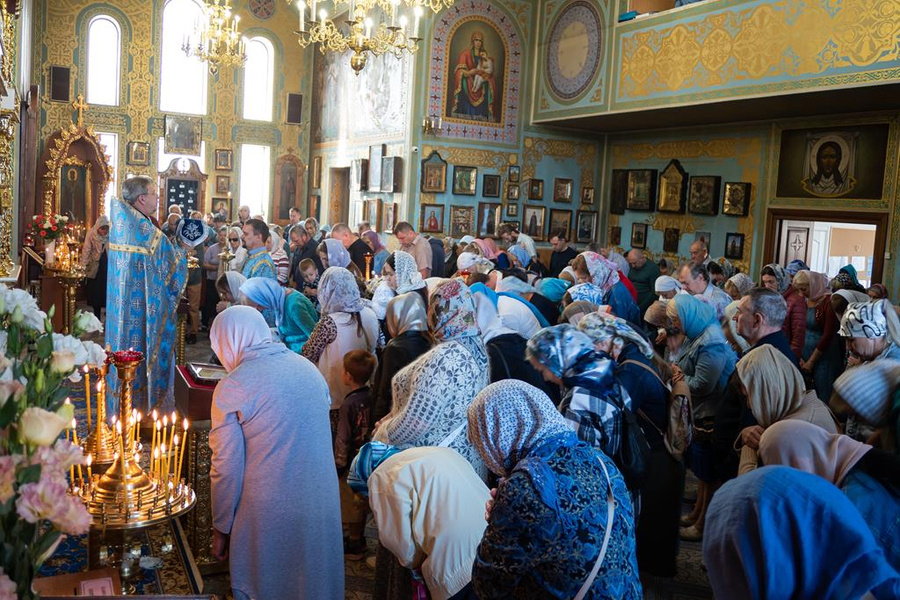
[83,421,118,466]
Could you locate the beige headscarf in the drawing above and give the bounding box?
[758,419,872,486]
[736,345,805,427]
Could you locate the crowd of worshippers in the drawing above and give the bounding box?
[195,210,900,600]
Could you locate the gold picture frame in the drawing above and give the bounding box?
[657,159,687,213]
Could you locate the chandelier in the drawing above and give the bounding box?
[291,0,454,74]
[182,0,248,74]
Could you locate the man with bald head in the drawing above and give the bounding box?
[626,248,660,317]
[689,240,713,266]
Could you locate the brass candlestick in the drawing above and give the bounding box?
[83,362,118,466]
[78,351,195,530]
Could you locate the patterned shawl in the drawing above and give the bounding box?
[762,263,790,293]
[392,250,426,294]
[318,266,366,315]
[582,251,620,293]
[578,311,654,358]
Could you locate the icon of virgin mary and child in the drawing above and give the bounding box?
[451,31,498,123]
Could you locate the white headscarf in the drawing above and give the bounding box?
[607,250,629,276]
[210,305,274,372]
[655,275,682,294]
[840,299,900,344]
[458,235,475,246]
[456,252,493,273]
[393,250,426,294]
[318,266,366,315]
[323,238,351,268]
[472,290,516,343]
[223,272,247,302]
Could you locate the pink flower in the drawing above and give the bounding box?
[16,478,90,534]
[51,495,91,534]
[0,456,18,503]
[16,478,68,523]
[30,439,84,483]
[0,567,16,600]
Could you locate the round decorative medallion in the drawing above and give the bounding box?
[249,0,275,20]
[546,0,602,102]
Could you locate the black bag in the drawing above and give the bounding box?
[610,392,652,491]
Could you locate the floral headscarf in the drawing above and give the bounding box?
[362,230,385,254]
[322,238,351,268]
[762,263,790,293]
[832,270,865,293]
[577,312,654,359]
[567,283,606,306]
[581,252,620,293]
[525,324,596,379]
[428,279,479,342]
[726,273,755,297]
[715,257,735,279]
[318,266,366,315]
[467,380,573,478]
[473,238,499,260]
[392,250,426,294]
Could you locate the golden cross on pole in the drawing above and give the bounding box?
[72,94,89,128]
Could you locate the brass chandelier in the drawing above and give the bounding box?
[182,0,248,74]
[291,0,455,74]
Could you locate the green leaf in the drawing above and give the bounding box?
[0,397,17,429]
[36,335,53,359]
[32,529,61,566]
[16,464,41,486]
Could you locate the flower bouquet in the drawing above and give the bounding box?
[0,286,106,599]
[25,214,71,242]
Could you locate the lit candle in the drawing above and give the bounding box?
[153,447,160,478]
[83,366,92,430]
[72,419,84,486]
[154,420,162,472]
[68,418,75,485]
[161,414,169,466]
[135,411,143,447]
[177,419,189,482]
[117,421,126,476]
[159,443,167,478]
[86,454,93,484]
[171,434,179,482]
[399,14,408,36]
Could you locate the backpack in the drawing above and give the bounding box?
[621,360,694,461]
[606,386,652,491]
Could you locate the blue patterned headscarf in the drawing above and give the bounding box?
[704,466,900,600]
[785,259,810,276]
[567,283,606,306]
[526,324,595,379]
[347,441,403,496]
[672,293,718,340]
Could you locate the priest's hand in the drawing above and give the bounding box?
[212,529,230,561]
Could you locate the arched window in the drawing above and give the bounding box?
[242,37,274,121]
[240,144,271,217]
[159,0,208,115]
[86,15,121,106]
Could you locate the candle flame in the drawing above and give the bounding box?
[71,418,76,429]
[174,434,179,446]
[152,409,158,421]
[183,418,189,430]
[86,455,92,466]
[65,397,71,404]
[163,415,168,427]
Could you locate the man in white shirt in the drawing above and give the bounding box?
[498,223,536,261]
[679,261,731,319]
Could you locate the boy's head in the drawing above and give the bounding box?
[299,258,319,283]
[343,350,376,388]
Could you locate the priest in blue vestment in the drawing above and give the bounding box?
[105,176,188,414]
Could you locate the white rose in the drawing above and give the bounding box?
[18,407,69,447]
[74,311,103,335]
[3,289,47,331]
[50,350,76,375]
[82,341,108,367]
[52,334,89,366]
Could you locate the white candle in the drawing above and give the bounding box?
[414,7,422,38]
[299,1,305,31]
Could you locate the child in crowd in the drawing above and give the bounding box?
[298,258,321,309]
[335,350,377,559]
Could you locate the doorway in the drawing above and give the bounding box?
[763,208,888,284]
[328,167,350,225]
